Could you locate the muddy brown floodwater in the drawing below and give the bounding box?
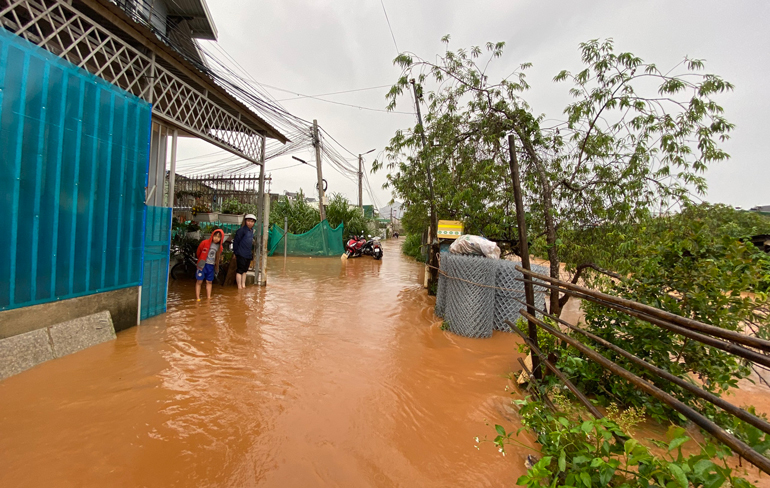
[0,239,534,487]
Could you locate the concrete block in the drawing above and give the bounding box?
[0,286,139,339]
[245,270,264,286]
[49,311,116,358]
[0,328,54,381]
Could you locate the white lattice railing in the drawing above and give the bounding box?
[0,0,265,163]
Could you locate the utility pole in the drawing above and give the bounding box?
[254,135,266,286]
[312,119,326,221]
[410,79,439,292]
[358,153,363,212]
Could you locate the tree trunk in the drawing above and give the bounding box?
[542,188,562,317]
[512,125,563,316]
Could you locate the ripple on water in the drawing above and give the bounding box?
[0,240,533,487]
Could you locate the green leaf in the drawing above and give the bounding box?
[692,459,715,475]
[668,436,690,452]
[624,439,638,454]
[599,465,616,486]
[495,424,506,436]
[668,463,688,488]
[732,477,752,488]
[558,449,567,472]
[573,455,590,465]
[580,471,592,488]
[581,421,594,434]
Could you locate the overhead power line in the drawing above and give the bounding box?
[258,82,413,114]
[379,0,400,55]
[275,84,393,101]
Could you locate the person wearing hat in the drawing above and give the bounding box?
[233,214,257,289]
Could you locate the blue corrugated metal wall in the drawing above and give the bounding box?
[0,28,151,311]
[141,206,172,320]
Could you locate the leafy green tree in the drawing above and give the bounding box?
[325,192,370,238]
[377,37,734,316]
[553,204,770,423]
[556,203,770,291]
[269,189,320,234]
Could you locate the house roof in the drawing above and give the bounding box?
[165,0,218,40]
[83,0,288,144]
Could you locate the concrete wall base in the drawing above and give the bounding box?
[0,287,138,340]
[245,271,265,286]
[0,311,116,381]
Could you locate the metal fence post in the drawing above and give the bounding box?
[259,192,270,286]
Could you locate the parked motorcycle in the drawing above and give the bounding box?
[344,235,383,260]
[344,235,367,258]
[361,236,384,260]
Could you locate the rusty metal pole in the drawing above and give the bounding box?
[516,266,770,352]
[518,311,770,475]
[508,134,541,379]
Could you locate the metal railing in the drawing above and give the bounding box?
[507,266,770,474]
[173,173,262,214]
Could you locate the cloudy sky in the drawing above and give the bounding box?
[174,0,770,210]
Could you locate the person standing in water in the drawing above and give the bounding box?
[233,214,257,289]
[195,228,224,300]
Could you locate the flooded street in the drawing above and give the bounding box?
[0,240,531,487]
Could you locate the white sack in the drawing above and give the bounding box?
[449,235,501,259]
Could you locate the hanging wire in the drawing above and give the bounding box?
[117,0,387,205]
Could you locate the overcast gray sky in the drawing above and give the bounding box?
[174,0,770,210]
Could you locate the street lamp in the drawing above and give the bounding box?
[291,156,326,195]
[358,148,375,211]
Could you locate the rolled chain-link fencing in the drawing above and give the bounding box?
[435,253,549,338]
[434,252,447,318]
[493,260,548,332]
[442,254,497,338]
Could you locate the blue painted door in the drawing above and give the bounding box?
[140,206,172,320]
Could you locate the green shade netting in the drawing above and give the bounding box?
[267,220,345,257]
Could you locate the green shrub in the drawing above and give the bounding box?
[402,233,425,262]
[325,192,370,238]
[269,189,320,234]
[220,198,243,214]
[482,397,756,488]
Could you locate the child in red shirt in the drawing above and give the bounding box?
[195,229,224,300]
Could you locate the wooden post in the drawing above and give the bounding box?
[508,134,541,379]
[312,120,326,221]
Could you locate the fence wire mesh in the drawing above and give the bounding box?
[434,252,448,318]
[442,254,497,338]
[493,260,548,332]
[435,254,549,337]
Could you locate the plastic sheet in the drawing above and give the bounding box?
[0,28,150,311]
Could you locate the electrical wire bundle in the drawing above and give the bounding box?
[109,0,388,208]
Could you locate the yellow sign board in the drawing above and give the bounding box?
[437,220,463,239]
